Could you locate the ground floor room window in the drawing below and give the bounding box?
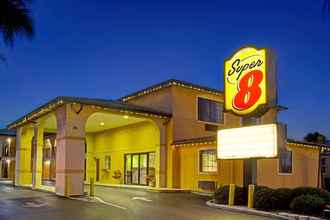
[199,149,217,173]
[104,156,111,170]
[278,148,293,174]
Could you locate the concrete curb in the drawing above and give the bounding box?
[206,200,288,220]
[206,200,324,220]
[85,183,190,193]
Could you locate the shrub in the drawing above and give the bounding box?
[290,194,326,215]
[270,188,293,210]
[254,186,274,210]
[291,187,330,203]
[214,185,247,205]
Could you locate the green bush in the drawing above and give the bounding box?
[290,194,326,215]
[254,186,274,210]
[291,187,330,203]
[270,188,293,210]
[214,185,247,205]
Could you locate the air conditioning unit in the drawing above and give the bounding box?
[198,180,217,191]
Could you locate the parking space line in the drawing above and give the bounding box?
[93,197,128,210]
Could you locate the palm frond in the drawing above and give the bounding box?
[322,0,330,17]
[0,0,34,46]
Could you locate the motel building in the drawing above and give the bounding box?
[5,78,330,196]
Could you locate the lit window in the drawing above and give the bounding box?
[198,97,223,124]
[105,156,111,170]
[279,148,292,174]
[199,149,218,173]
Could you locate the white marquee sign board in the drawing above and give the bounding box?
[217,124,284,159]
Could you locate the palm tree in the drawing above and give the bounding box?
[323,0,330,16]
[0,0,34,46]
[304,132,326,144]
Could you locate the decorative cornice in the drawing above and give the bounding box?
[7,96,171,129]
[171,135,330,151]
[121,79,223,102]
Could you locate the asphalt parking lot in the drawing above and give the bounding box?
[0,184,273,220]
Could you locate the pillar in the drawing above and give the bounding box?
[32,123,43,189]
[15,126,33,186]
[154,120,167,188]
[55,104,91,196]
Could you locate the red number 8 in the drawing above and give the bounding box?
[233,70,263,111]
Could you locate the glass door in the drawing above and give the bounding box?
[124,152,154,185]
[124,154,132,184]
[139,154,148,185]
[131,154,139,184]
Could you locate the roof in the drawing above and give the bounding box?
[287,139,330,149]
[120,79,223,102]
[0,129,16,136]
[7,96,171,129]
[172,135,330,150]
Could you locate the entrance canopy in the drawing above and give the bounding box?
[7,96,171,129]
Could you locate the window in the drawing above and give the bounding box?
[0,141,9,157]
[104,156,111,170]
[197,97,223,124]
[199,149,218,173]
[241,117,260,126]
[278,148,292,174]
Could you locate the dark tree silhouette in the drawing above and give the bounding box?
[304,132,326,144]
[0,0,34,46]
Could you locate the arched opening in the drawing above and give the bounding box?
[84,111,160,187]
[40,113,57,187]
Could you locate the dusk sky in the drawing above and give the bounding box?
[0,0,329,140]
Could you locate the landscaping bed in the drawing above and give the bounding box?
[213,185,330,218]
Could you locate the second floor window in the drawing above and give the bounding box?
[197,97,223,124]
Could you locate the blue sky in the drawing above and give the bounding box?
[0,0,329,140]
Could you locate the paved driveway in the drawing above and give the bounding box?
[0,184,272,220]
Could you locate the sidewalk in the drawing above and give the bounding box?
[206,200,324,220]
[86,182,191,193]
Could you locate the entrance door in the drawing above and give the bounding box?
[95,158,100,182]
[2,161,8,178]
[124,152,153,185]
[139,154,148,185]
[131,154,139,184]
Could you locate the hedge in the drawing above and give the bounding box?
[291,187,330,203]
[214,185,329,216]
[214,185,247,205]
[290,194,326,215]
[270,188,293,210]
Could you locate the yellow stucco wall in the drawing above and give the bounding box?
[257,143,320,188]
[179,144,244,191]
[179,143,320,191]
[86,121,159,185]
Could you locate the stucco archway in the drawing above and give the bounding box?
[84,111,162,187]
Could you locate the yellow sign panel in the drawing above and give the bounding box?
[224,47,267,115]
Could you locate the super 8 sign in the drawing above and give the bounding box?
[224,47,269,116]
